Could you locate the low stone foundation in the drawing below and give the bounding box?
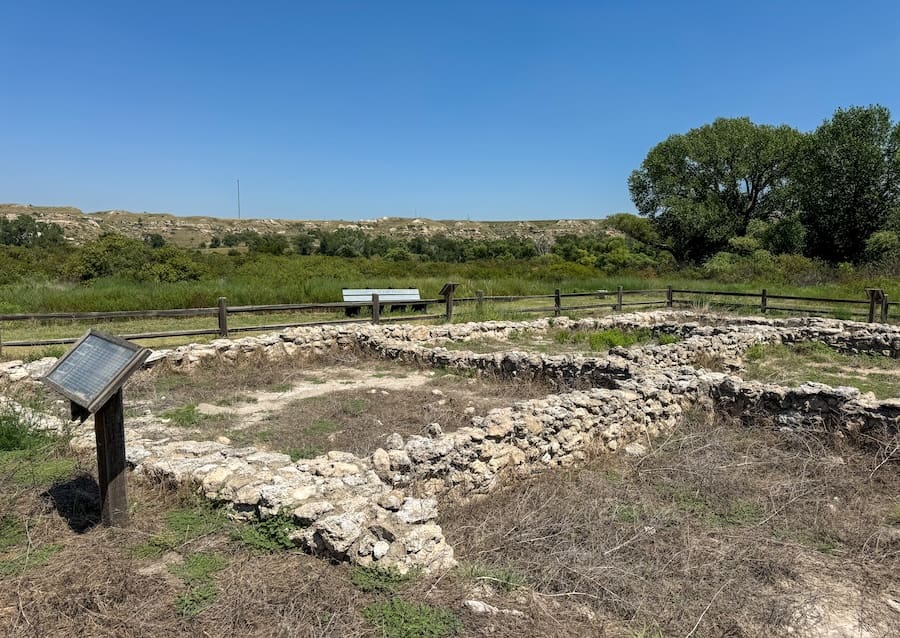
[3,311,898,572]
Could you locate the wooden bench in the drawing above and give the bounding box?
[341,288,426,317]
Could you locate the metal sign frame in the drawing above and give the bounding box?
[41,329,150,414]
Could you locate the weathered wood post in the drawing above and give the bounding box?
[440,283,459,323]
[615,286,623,312]
[94,389,128,526]
[866,288,882,323]
[761,289,768,314]
[554,289,561,317]
[371,293,380,323]
[882,294,890,323]
[476,290,484,313]
[666,285,673,308]
[217,297,229,337]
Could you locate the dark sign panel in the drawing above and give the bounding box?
[42,330,150,413]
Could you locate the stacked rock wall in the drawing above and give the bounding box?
[2,310,898,573]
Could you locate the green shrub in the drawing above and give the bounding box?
[362,599,461,638]
[160,404,204,427]
[0,409,54,452]
[460,563,526,592]
[170,552,228,617]
[350,565,414,593]
[233,511,300,552]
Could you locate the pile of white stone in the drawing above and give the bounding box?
[2,310,898,573]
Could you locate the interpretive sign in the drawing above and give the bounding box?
[42,330,149,414]
[40,329,149,527]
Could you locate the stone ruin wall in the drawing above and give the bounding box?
[1,311,898,573]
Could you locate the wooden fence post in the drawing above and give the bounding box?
[94,389,128,527]
[554,289,561,317]
[444,289,455,322]
[476,290,484,312]
[881,294,889,323]
[371,294,380,324]
[867,290,878,323]
[217,297,229,337]
[615,286,623,312]
[761,288,768,314]
[666,285,673,308]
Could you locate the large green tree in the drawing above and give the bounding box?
[795,105,900,263]
[629,117,803,262]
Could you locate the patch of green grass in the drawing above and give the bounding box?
[288,446,324,461]
[0,409,55,452]
[0,544,62,576]
[154,375,187,393]
[459,562,526,592]
[132,505,229,558]
[170,552,228,617]
[0,406,75,485]
[656,333,681,345]
[303,375,326,384]
[362,598,461,638]
[214,394,257,407]
[776,529,844,555]
[0,514,26,551]
[351,565,415,593]
[160,404,205,427]
[709,500,765,527]
[884,503,900,526]
[305,419,339,436]
[23,345,66,362]
[170,552,228,585]
[9,456,77,485]
[232,511,300,552]
[744,341,900,398]
[270,382,293,393]
[343,398,369,415]
[613,503,641,523]
[175,582,218,617]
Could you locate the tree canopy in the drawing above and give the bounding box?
[630,106,900,266]
[629,117,803,262]
[796,105,900,262]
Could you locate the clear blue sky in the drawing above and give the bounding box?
[2,1,899,221]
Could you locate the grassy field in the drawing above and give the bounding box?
[743,341,900,398]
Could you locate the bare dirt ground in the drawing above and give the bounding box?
[124,355,552,458]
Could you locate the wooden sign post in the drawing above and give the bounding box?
[40,330,149,527]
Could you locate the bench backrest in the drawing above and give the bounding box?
[342,288,421,303]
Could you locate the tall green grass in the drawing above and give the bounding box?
[0,253,893,314]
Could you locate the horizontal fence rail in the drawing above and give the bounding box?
[0,283,895,352]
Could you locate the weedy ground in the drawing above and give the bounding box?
[2,394,898,637]
[743,340,900,398]
[441,409,900,637]
[124,352,553,459]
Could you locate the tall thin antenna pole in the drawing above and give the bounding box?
[236,179,241,220]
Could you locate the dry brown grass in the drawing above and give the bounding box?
[440,409,900,637]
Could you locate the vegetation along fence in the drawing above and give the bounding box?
[0,284,895,352]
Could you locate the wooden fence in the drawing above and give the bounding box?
[0,284,895,352]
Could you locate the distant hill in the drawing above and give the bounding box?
[0,203,612,248]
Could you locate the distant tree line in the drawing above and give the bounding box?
[0,214,65,248]
[628,104,900,269]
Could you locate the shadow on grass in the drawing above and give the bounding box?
[42,472,101,533]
